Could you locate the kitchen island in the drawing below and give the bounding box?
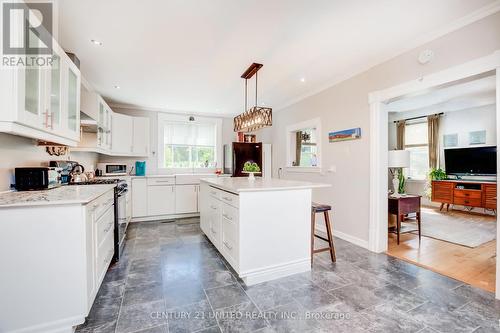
[200,177,329,285]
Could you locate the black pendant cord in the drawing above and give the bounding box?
[255,71,258,107]
[244,78,248,112]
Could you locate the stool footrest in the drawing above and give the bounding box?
[313,248,333,254]
[314,234,330,242]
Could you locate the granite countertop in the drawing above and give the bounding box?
[0,184,116,208]
[201,177,330,193]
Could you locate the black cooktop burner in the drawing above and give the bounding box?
[73,179,121,185]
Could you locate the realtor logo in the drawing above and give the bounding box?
[3,1,53,55]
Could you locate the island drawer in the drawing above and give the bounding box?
[221,203,239,226]
[220,191,239,208]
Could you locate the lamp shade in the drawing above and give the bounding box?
[388,150,410,168]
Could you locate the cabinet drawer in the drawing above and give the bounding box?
[89,190,115,220]
[454,197,482,207]
[221,203,239,227]
[208,187,220,199]
[96,206,114,247]
[96,228,114,283]
[454,189,481,199]
[147,177,175,186]
[220,191,239,208]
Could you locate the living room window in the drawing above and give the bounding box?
[404,120,429,180]
[157,114,222,170]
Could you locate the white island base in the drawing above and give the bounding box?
[200,177,328,285]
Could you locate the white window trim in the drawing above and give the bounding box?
[285,117,322,172]
[157,113,223,173]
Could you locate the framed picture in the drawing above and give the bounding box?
[329,127,361,142]
[443,134,458,147]
[469,130,486,145]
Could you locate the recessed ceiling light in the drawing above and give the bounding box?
[300,77,306,82]
[91,39,103,46]
[113,85,120,89]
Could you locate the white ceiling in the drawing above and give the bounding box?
[387,74,496,121]
[58,0,497,116]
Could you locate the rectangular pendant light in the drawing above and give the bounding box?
[233,63,272,132]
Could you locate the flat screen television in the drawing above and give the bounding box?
[444,146,497,176]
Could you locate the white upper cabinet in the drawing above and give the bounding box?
[111,113,133,155]
[0,41,81,146]
[132,117,150,156]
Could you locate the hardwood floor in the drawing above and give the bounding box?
[387,232,496,292]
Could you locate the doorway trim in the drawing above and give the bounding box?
[368,50,500,298]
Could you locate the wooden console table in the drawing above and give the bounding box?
[431,180,497,212]
[388,195,421,245]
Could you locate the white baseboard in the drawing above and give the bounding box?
[315,226,369,250]
[131,213,199,222]
[240,258,311,286]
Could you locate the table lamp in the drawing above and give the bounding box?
[388,150,410,196]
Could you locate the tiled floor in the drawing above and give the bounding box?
[77,218,500,333]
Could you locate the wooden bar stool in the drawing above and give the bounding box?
[311,202,336,265]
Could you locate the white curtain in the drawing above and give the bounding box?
[164,122,216,146]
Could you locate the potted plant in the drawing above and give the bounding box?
[242,161,261,181]
[426,168,447,199]
[429,168,447,180]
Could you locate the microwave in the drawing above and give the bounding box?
[97,163,128,176]
[15,167,61,191]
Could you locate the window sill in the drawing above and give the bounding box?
[406,178,427,183]
[285,167,322,173]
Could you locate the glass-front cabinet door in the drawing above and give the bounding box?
[66,64,80,139]
[48,54,62,131]
[22,66,45,128]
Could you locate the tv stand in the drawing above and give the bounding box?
[431,180,496,213]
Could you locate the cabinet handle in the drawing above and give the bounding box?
[154,180,172,183]
[172,186,175,192]
[222,213,232,221]
[210,205,217,210]
[223,241,233,250]
[222,196,232,202]
[210,191,217,195]
[210,227,217,234]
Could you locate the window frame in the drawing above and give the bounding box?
[286,118,322,173]
[404,119,429,180]
[157,113,222,173]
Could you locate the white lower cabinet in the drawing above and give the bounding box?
[200,183,239,268]
[175,184,198,214]
[132,176,215,220]
[132,178,148,217]
[147,185,175,216]
[0,188,115,333]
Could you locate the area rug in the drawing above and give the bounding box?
[404,207,496,248]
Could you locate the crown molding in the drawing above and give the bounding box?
[274,0,500,113]
[107,102,233,118]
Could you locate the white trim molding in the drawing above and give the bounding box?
[368,50,500,299]
[285,117,322,170]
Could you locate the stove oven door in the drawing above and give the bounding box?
[116,188,129,254]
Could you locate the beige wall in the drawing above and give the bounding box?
[0,133,98,192]
[270,12,500,244]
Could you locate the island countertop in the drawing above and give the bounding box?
[200,177,330,194]
[0,184,116,208]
